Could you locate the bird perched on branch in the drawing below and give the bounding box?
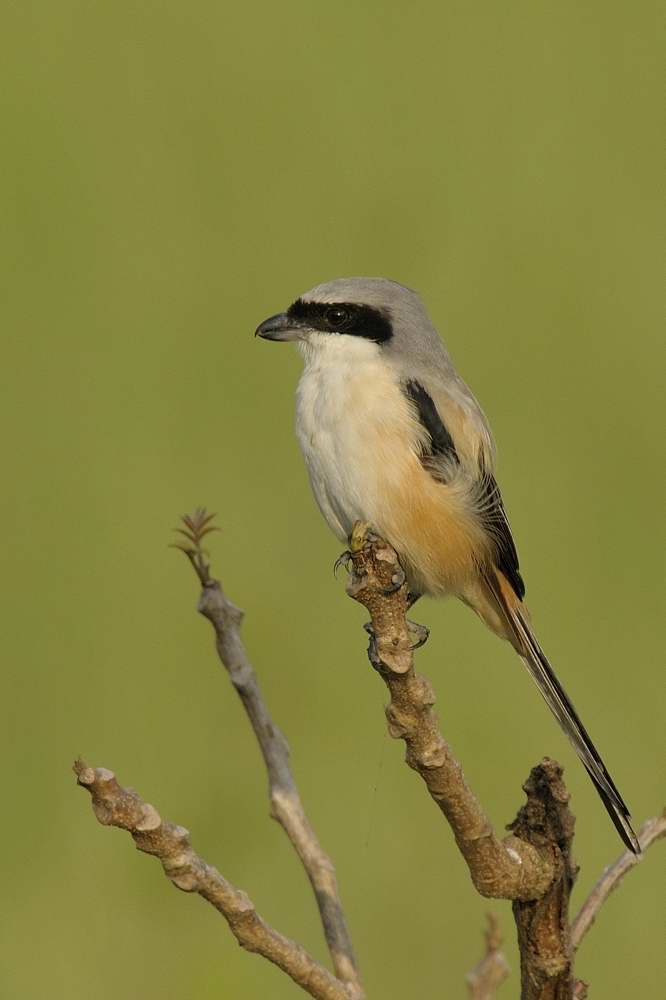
[256,277,639,854]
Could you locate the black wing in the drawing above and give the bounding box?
[402,379,525,600]
[479,472,525,600]
[402,379,459,475]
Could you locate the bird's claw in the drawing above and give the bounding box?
[364,628,383,672]
[333,550,352,577]
[349,521,375,553]
[365,618,428,655]
[407,620,430,649]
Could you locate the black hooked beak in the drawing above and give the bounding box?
[255,312,303,342]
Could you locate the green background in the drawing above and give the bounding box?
[1,3,662,998]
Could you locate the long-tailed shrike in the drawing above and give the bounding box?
[256,276,639,853]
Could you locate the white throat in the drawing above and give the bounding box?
[297,330,382,369]
[294,332,404,542]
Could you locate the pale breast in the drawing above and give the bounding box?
[295,336,413,540]
[294,334,490,595]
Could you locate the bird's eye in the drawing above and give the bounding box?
[325,306,350,328]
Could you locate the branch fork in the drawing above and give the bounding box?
[74,511,664,1000]
[344,523,663,999]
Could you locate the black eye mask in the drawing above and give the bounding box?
[286,299,393,343]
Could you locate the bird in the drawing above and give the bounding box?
[255,276,640,854]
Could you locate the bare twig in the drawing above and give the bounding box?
[174,509,362,998]
[73,761,352,1000]
[571,811,666,951]
[466,914,510,999]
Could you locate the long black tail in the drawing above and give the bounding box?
[486,571,640,854]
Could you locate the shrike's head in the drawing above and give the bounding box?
[255,277,449,369]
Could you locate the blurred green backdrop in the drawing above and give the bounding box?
[1,2,662,998]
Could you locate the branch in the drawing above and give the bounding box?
[510,761,576,1000]
[346,525,577,999]
[571,811,666,951]
[345,524,557,901]
[466,914,510,999]
[73,761,351,1000]
[173,509,361,998]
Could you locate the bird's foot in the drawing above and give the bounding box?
[365,618,428,652]
[333,549,352,577]
[363,623,386,672]
[407,620,430,649]
[349,521,375,553]
[348,523,406,595]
